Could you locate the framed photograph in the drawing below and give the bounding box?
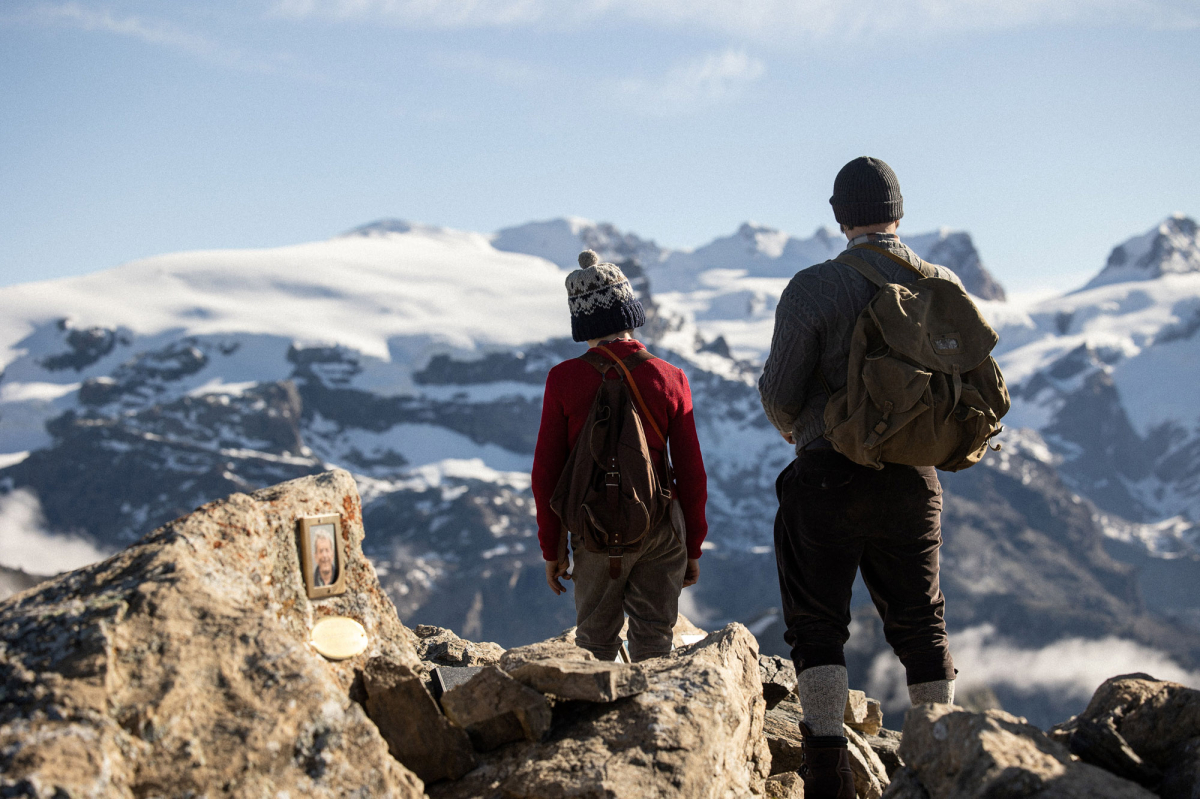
[298,514,347,599]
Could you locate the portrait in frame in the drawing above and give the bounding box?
[298,514,347,599]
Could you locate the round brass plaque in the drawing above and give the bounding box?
[311,616,368,661]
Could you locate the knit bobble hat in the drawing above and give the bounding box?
[565,250,646,343]
[829,156,904,228]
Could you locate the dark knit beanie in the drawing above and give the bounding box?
[829,157,904,228]
[565,250,646,343]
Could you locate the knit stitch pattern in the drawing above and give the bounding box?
[758,237,962,452]
[565,253,646,342]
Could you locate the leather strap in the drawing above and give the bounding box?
[596,344,675,497]
[596,345,667,448]
[854,243,931,278]
[833,252,890,288]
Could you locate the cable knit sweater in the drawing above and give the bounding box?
[758,234,963,452]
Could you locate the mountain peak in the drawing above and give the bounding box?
[1085,214,1200,289]
[735,222,789,258]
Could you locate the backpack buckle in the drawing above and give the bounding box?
[605,471,620,487]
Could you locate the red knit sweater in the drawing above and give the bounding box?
[532,339,709,561]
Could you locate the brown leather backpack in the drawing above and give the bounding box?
[549,346,673,578]
[821,245,1010,472]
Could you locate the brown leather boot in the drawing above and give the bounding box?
[798,722,855,799]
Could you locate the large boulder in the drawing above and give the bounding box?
[899,704,1158,798]
[1058,673,1200,797]
[430,624,771,799]
[0,469,424,798]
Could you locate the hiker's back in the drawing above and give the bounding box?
[760,237,963,451]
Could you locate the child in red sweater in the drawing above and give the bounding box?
[531,250,709,662]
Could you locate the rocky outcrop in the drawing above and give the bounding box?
[898,704,1157,798]
[1052,673,1200,798]
[430,624,771,799]
[0,469,424,798]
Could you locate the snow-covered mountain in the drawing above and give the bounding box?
[992,214,1200,527]
[2,213,1199,728]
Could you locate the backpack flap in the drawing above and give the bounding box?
[867,279,999,374]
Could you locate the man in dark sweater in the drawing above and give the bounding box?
[760,158,960,798]
[532,250,709,662]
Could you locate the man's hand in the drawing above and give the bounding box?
[683,558,700,588]
[545,558,571,595]
[781,430,795,445]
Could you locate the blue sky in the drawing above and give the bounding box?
[1,1,1197,295]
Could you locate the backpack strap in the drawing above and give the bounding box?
[834,252,890,288]
[854,243,932,278]
[579,350,615,373]
[595,345,668,449]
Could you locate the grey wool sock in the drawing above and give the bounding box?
[797,664,849,737]
[909,678,955,706]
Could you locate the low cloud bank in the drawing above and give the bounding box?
[0,488,108,574]
[867,623,1200,718]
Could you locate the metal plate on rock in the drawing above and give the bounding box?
[311,616,368,661]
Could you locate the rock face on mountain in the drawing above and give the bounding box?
[905,229,1007,301]
[1086,214,1200,288]
[0,469,424,798]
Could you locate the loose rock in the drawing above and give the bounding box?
[845,689,884,735]
[430,624,770,799]
[499,638,596,671]
[864,727,904,778]
[763,698,806,775]
[899,704,1158,798]
[362,656,477,783]
[507,658,648,702]
[846,724,890,799]
[414,624,504,667]
[759,654,798,710]
[440,665,552,751]
[765,771,804,798]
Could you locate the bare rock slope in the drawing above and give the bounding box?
[0,469,424,798]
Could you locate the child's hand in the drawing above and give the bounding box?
[545,558,572,595]
[683,558,700,588]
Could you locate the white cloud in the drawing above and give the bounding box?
[613,49,766,116]
[0,488,109,574]
[866,623,1200,713]
[16,3,352,86]
[270,0,1200,38]
[273,0,549,27]
[28,3,243,65]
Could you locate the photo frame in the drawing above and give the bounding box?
[298,514,347,599]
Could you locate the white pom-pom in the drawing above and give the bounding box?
[578,250,600,268]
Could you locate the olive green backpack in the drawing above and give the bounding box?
[821,245,1010,472]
